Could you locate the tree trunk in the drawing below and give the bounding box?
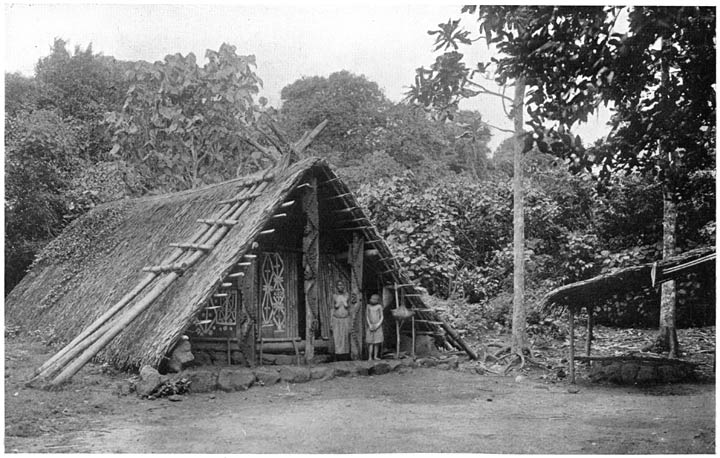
[510,77,529,355]
[656,186,680,357]
[652,37,680,358]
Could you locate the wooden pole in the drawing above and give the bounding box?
[302,176,319,362]
[411,314,416,358]
[586,307,593,357]
[569,308,576,384]
[50,273,180,386]
[46,180,272,385]
[395,282,400,359]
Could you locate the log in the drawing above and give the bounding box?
[216,192,263,206]
[142,262,188,273]
[168,242,214,251]
[292,119,328,154]
[196,218,239,226]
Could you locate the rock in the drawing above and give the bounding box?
[400,335,440,357]
[193,351,214,366]
[310,366,334,380]
[605,363,623,383]
[274,354,301,366]
[658,364,682,382]
[417,358,437,368]
[370,361,391,375]
[167,394,183,402]
[310,355,333,364]
[253,368,281,386]
[567,386,581,394]
[279,366,311,384]
[217,368,256,392]
[230,351,249,366]
[182,368,219,393]
[446,356,460,369]
[115,381,132,397]
[515,375,527,383]
[620,363,639,384]
[137,365,163,397]
[331,362,353,377]
[167,338,194,373]
[635,364,657,384]
[354,363,370,376]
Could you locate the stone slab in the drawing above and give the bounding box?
[217,368,256,392]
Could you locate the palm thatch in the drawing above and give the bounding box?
[7,157,472,371]
[539,246,716,312]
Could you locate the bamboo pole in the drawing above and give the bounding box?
[586,307,593,357]
[50,273,180,386]
[569,308,576,384]
[395,282,400,359]
[45,180,272,385]
[31,183,256,382]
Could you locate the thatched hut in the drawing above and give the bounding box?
[7,157,473,381]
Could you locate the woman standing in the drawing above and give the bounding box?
[331,280,351,360]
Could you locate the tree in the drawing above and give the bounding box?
[34,39,129,160]
[591,7,716,356]
[280,70,388,161]
[107,44,263,190]
[5,109,79,290]
[5,72,38,118]
[407,6,619,360]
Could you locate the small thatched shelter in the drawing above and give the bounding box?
[7,157,473,382]
[538,246,715,383]
[539,246,716,313]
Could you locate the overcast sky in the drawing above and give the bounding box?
[4,3,612,150]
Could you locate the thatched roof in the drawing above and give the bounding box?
[540,246,716,312]
[7,157,463,370]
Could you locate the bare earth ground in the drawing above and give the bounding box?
[5,330,715,454]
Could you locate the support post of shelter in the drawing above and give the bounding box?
[348,233,364,360]
[302,176,319,362]
[568,308,576,384]
[586,306,593,357]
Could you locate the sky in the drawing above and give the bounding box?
[4,2,612,150]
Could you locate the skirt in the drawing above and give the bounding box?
[366,326,384,344]
[331,315,351,354]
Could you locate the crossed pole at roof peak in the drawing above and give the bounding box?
[240,118,328,172]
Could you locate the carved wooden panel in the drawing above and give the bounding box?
[190,290,238,337]
[258,251,299,339]
[260,252,286,331]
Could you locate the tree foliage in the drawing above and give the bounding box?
[280,70,388,160]
[107,43,263,190]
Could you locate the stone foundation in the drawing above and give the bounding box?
[587,357,697,384]
[167,355,461,393]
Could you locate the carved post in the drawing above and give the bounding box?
[348,233,364,360]
[302,176,319,361]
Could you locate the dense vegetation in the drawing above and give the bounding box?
[5,13,715,334]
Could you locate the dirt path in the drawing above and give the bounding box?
[6,366,714,453]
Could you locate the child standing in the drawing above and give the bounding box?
[365,294,384,360]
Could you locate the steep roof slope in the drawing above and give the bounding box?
[6,158,322,369]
